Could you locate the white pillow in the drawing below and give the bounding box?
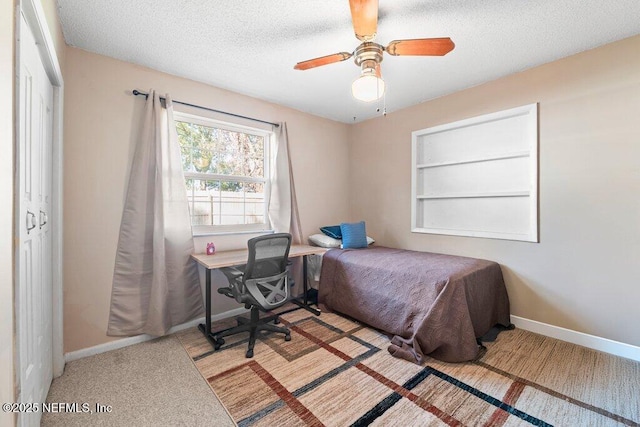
[308,234,341,248]
[308,234,375,248]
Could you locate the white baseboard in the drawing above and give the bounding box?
[64,307,248,363]
[510,315,640,363]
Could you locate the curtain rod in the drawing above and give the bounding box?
[131,90,279,128]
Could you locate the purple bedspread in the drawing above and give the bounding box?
[318,246,510,364]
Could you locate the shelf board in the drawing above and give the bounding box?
[416,151,530,169]
[416,190,530,200]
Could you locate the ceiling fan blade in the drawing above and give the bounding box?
[294,52,353,70]
[385,38,455,56]
[349,0,378,41]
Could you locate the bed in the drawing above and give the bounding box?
[318,246,511,364]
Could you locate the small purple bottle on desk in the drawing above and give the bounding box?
[206,242,216,255]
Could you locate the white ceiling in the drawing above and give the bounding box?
[56,0,640,123]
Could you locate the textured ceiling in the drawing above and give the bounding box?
[56,0,640,123]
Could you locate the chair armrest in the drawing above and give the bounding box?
[219,267,246,302]
[221,266,244,281]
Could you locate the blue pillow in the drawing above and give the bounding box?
[320,225,342,239]
[340,221,368,249]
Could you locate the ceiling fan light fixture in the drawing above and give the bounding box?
[351,68,385,102]
[294,1,455,105]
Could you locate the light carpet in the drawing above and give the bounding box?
[43,335,235,426]
[177,308,640,427]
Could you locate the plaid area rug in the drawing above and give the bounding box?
[177,308,639,427]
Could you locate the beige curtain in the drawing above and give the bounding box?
[268,122,303,243]
[268,123,304,290]
[107,90,203,337]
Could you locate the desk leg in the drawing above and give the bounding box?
[205,268,211,334]
[198,268,218,347]
[282,254,321,316]
[303,254,308,305]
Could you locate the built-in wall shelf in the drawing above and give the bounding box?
[416,151,530,169]
[411,103,539,242]
[416,191,530,200]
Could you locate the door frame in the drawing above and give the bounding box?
[16,0,64,378]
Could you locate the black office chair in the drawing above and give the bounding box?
[215,233,292,358]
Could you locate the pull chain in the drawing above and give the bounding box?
[383,90,387,117]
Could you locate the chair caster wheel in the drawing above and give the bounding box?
[245,349,254,358]
[285,334,291,342]
[214,338,225,350]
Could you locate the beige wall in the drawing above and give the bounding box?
[1,1,16,423]
[350,35,640,347]
[62,47,351,353]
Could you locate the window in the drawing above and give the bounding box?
[174,112,272,235]
[411,103,538,242]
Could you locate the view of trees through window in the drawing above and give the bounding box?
[176,119,267,228]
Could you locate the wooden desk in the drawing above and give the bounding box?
[192,244,327,349]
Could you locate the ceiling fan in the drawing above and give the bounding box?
[293,0,455,102]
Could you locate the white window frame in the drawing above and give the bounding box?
[174,111,272,236]
[411,103,538,242]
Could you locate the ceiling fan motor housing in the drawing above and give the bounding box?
[354,42,384,71]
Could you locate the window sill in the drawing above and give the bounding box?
[192,229,275,238]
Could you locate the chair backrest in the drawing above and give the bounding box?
[242,233,292,309]
[244,233,292,280]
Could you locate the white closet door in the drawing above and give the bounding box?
[17,12,54,427]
